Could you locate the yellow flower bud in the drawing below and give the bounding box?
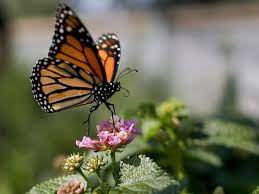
[86,155,107,174]
[62,153,84,174]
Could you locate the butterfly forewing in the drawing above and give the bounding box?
[96,33,121,82]
[30,57,95,112]
[48,3,107,83]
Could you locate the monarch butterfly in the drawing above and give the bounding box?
[30,3,137,129]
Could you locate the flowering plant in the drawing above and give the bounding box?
[26,98,259,194]
[26,115,178,194]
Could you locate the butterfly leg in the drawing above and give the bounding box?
[105,102,117,129]
[111,103,116,115]
[83,104,100,135]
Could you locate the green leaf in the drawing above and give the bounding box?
[93,183,112,194]
[142,119,161,140]
[194,120,259,155]
[110,155,179,194]
[185,148,222,167]
[26,175,86,194]
[251,186,259,194]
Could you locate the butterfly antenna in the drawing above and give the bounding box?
[116,69,138,81]
[121,87,131,97]
[116,68,131,80]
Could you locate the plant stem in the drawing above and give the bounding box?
[76,168,94,188]
[96,170,104,186]
[166,127,188,193]
[110,151,119,186]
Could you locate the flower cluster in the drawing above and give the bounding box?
[57,180,85,194]
[85,155,107,173]
[76,116,139,152]
[62,153,84,174]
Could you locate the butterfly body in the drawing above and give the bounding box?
[93,82,120,104]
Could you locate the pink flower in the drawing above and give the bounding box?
[76,137,106,151]
[76,116,140,151]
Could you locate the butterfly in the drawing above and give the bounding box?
[30,3,137,128]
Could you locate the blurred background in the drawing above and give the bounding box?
[1,0,259,193]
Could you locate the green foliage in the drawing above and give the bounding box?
[194,120,259,155]
[157,98,189,121]
[126,99,259,194]
[185,148,222,167]
[141,118,161,140]
[93,184,112,194]
[26,175,86,194]
[110,155,179,194]
[251,187,259,194]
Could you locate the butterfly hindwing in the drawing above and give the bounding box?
[96,33,121,82]
[30,57,95,112]
[48,3,107,83]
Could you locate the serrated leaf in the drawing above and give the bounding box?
[194,120,259,155]
[26,175,86,194]
[185,148,222,167]
[110,155,179,194]
[251,186,259,194]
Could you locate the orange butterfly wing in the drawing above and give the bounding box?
[48,3,107,83]
[96,33,121,82]
[30,57,95,112]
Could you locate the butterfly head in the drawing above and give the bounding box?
[114,82,121,92]
[113,68,138,97]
